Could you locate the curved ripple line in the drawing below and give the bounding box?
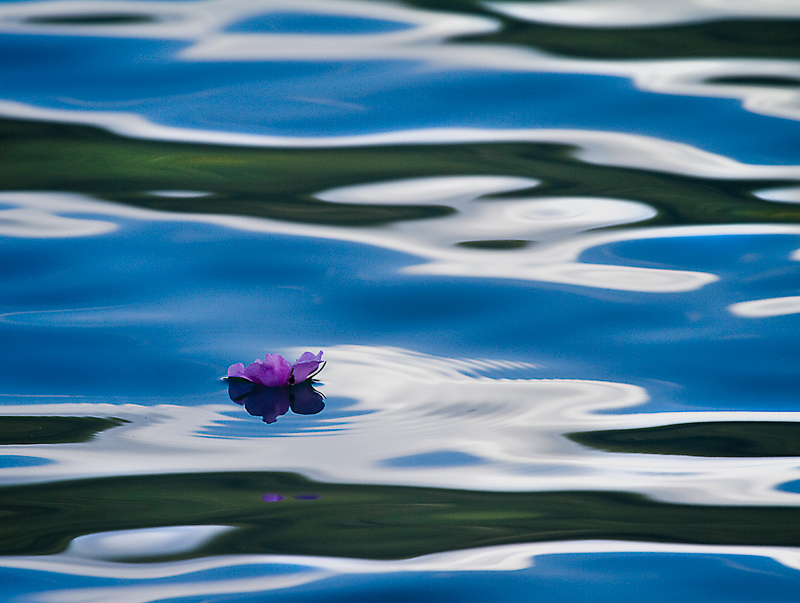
[0,189,716,293]
[66,526,236,561]
[3,346,800,505]
[2,99,800,178]
[35,572,328,603]
[755,186,800,204]
[2,540,800,581]
[1,0,799,128]
[0,0,498,41]
[487,0,800,28]
[0,208,117,238]
[729,296,800,318]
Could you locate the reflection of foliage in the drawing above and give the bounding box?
[461,19,800,60]
[457,239,531,249]
[707,76,800,88]
[399,0,800,60]
[0,416,126,445]
[2,118,800,229]
[568,421,800,457]
[2,471,800,560]
[24,14,156,25]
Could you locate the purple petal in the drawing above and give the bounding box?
[242,354,292,387]
[227,363,247,379]
[296,351,323,364]
[291,351,324,383]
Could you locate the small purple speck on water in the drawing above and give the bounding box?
[262,493,285,502]
[293,494,321,500]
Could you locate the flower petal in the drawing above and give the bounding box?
[291,351,324,383]
[242,354,292,387]
[227,363,247,379]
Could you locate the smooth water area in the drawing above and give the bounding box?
[1,0,800,601]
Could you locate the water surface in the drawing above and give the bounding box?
[1,0,800,601]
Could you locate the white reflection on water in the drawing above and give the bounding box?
[1,0,497,40]
[755,186,800,204]
[66,526,236,561]
[317,176,656,242]
[0,0,798,131]
[7,186,800,293]
[29,562,327,603]
[2,346,800,505]
[729,296,800,318]
[8,184,800,293]
[487,0,800,27]
[5,95,800,180]
[0,207,117,238]
[4,540,800,603]
[315,176,714,292]
[0,188,718,293]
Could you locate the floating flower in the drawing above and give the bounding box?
[227,351,324,387]
[226,352,325,423]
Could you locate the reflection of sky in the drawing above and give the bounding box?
[226,11,413,34]
[2,191,800,505]
[3,343,800,504]
[0,35,797,164]
[488,0,800,26]
[0,193,798,414]
[66,525,235,560]
[3,541,800,603]
[0,0,798,162]
[1,1,800,600]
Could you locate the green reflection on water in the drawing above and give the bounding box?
[569,421,800,457]
[24,14,156,25]
[2,118,799,229]
[0,416,126,446]
[457,239,532,249]
[462,19,800,60]
[398,0,800,60]
[2,471,800,560]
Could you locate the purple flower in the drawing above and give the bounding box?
[228,351,324,387]
[290,351,324,384]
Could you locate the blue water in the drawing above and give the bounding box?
[226,12,413,34]
[2,552,799,603]
[0,455,52,468]
[2,34,800,163]
[2,220,797,410]
[1,0,800,601]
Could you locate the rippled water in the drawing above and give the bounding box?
[2,0,800,601]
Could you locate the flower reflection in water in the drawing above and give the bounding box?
[227,378,325,424]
